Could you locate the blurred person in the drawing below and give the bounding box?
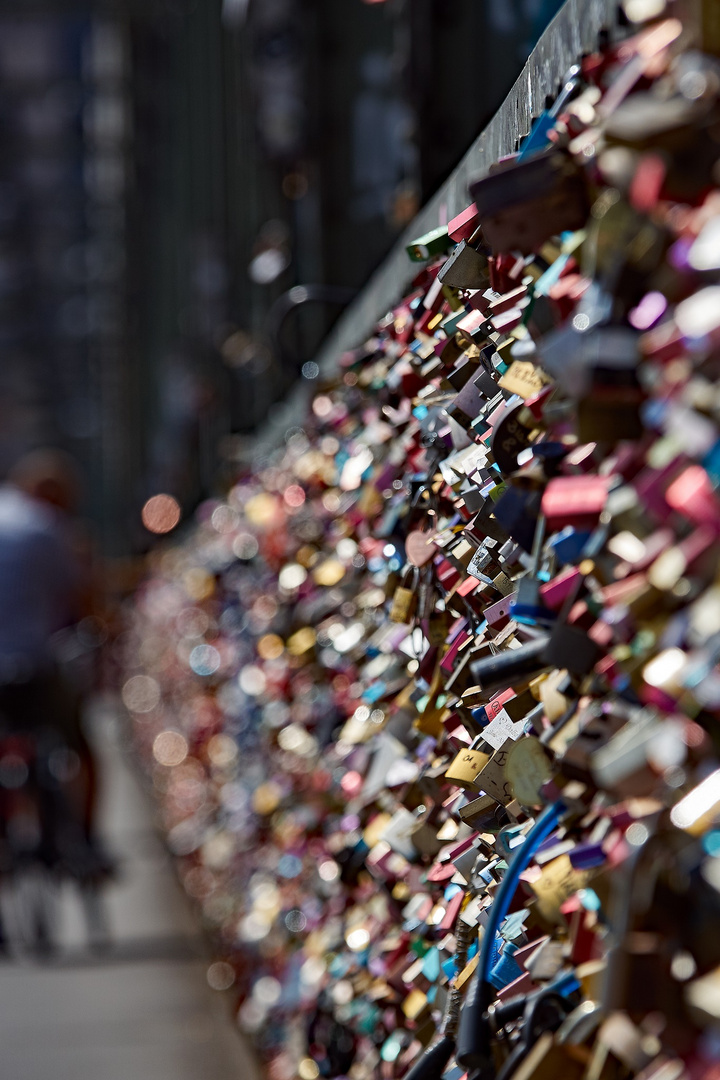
[0,448,111,875]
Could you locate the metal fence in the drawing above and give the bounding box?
[253,0,621,460]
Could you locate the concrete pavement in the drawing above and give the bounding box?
[0,698,261,1080]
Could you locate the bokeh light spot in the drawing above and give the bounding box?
[298,1060,320,1080]
[189,643,221,676]
[122,674,160,713]
[232,533,259,560]
[152,730,188,767]
[278,563,307,591]
[257,634,285,660]
[239,665,267,696]
[283,484,306,508]
[207,961,236,991]
[142,494,181,534]
[284,909,307,933]
[254,976,282,1007]
[209,728,238,760]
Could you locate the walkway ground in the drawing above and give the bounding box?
[0,698,261,1080]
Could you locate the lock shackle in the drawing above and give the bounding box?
[549,63,583,120]
[487,993,527,1033]
[539,696,580,747]
[455,801,565,1072]
[401,563,420,587]
[400,1034,456,1080]
[492,990,571,1080]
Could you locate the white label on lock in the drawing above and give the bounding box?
[459,894,484,927]
[439,460,461,487]
[483,708,524,751]
[455,445,489,477]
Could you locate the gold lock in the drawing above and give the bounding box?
[445,743,491,789]
[389,565,420,624]
[498,360,551,401]
[414,661,446,738]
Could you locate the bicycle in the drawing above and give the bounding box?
[0,720,110,957]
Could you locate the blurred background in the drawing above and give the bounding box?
[0,0,564,559]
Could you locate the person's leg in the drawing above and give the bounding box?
[40,670,91,830]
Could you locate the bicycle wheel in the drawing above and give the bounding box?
[0,862,60,958]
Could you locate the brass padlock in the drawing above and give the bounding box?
[445,736,491,790]
[389,565,420,624]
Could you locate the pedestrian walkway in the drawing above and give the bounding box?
[0,698,261,1080]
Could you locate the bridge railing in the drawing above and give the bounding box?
[254,0,622,459]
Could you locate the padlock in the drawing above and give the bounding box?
[505,736,554,809]
[492,570,515,597]
[558,705,627,784]
[417,566,436,623]
[389,565,420,624]
[446,353,481,391]
[427,606,451,646]
[577,364,645,444]
[511,515,555,626]
[448,202,479,243]
[406,225,450,263]
[445,735,491,790]
[518,63,584,160]
[445,644,494,697]
[469,636,551,693]
[448,378,488,430]
[467,544,493,579]
[405,527,436,569]
[552,325,647,445]
[472,499,512,545]
[498,359,551,401]
[474,746,513,804]
[545,622,601,677]
[541,475,611,533]
[492,485,542,552]
[384,564,401,601]
[469,148,590,255]
[437,334,466,370]
[437,240,489,291]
